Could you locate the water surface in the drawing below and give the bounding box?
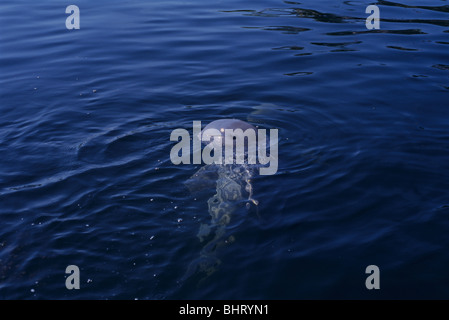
[1,0,449,299]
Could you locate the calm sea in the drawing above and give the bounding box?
[1,0,449,299]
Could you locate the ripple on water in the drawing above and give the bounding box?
[1,0,449,299]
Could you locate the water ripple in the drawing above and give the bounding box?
[1,0,449,299]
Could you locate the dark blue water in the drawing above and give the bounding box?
[1,0,449,299]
